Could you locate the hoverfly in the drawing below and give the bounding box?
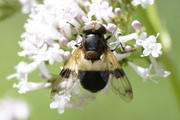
[51,22,133,102]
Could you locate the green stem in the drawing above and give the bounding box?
[126,13,132,34]
[161,53,180,108]
[136,4,180,109]
[0,0,21,21]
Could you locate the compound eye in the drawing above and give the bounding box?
[82,22,107,34]
[82,23,93,34]
[95,24,106,34]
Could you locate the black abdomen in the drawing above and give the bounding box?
[78,70,109,93]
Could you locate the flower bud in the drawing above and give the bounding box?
[39,73,46,79]
[125,45,132,52]
[84,1,90,11]
[59,37,69,45]
[44,82,52,89]
[132,20,141,32]
[63,51,71,59]
[115,8,121,16]
[158,51,163,57]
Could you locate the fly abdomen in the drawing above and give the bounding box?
[78,70,109,93]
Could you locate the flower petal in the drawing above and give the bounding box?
[149,55,171,77]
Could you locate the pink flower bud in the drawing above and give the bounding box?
[44,82,52,89]
[132,20,141,32]
[59,37,69,45]
[39,73,46,79]
[106,23,116,32]
[63,51,71,59]
[76,13,83,21]
[84,1,90,11]
[60,28,66,36]
[158,51,163,57]
[125,45,132,52]
[115,8,121,16]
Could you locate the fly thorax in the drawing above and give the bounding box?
[84,34,105,60]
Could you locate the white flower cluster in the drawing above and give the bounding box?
[116,20,170,83]
[8,0,86,93]
[8,0,170,114]
[50,90,97,114]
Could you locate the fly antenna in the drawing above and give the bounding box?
[106,27,124,51]
[66,21,83,38]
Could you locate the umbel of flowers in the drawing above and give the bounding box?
[7,0,170,114]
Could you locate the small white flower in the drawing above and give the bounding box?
[0,97,30,120]
[128,55,170,83]
[67,40,77,48]
[141,33,162,58]
[136,32,147,46]
[38,61,52,79]
[13,74,45,93]
[128,61,153,83]
[82,16,92,24]
[46,44,64,65]
[7,61,38,81]
[67,40,78,54]
[131,0,154,9]
[87,0,115,23]
[117,33,138,46]
[56,8,79,38]
[50,94,72,114]
[149,55,171,77]
[113,52,132,60]
[29,44,49,63]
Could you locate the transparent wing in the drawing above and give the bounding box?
[51,47,83,99]
[105,47,133,103]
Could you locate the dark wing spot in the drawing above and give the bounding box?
[111,68,125,78]
[60,69,73,78]
[125,89,133,94]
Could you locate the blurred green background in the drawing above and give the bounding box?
[0,0,180,120]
